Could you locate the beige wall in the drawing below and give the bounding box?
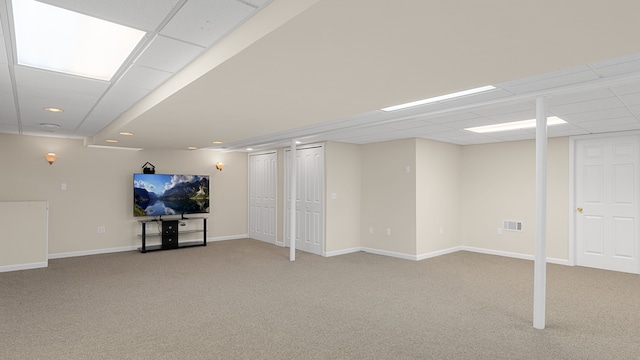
[460,137,570,260]
[0,134,248,256]
[324,141,361,253]
[3,131,572,262]
[0,201,48,270]
[361,139,417,255]
[415,138,462,255]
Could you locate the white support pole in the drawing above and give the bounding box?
[289,140,297,262]
[533,97,548,329]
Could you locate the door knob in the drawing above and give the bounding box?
[577,207,583,213]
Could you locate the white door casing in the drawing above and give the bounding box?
[574,133,640,274]
[248,152,277,244]
[284,144,324,256]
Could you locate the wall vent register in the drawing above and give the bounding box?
[502,220,523,232]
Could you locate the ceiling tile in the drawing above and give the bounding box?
[74,122,108,136]
[591,54,640,77]
[0,124,19,134]
[14,66,109,97]
[434,88,514,108]
[18,101,91,128]
[423,112,482,124]
[501,70,600,95]
[562,107,633,123]
[117,65,173,90]
[546,123,588,136]
[384,119,433,130]
[611,83,640,96]
[38,0,181,31]
[628,105,640,116]
[338,110,396,125]
[581,122,640,133]
[580,116,638,126]
[0,90,17,124]
[409,124,457,135]
[620,92,640,107]
[0,37,7,64]
[86,85,150,123]
[471,101,536,117]
[549,88,615,107]
[550,96,625,116]
[160,0,255,47]
[135,36,205,73]
[0,62,10,85]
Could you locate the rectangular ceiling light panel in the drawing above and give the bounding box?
[464,116,567,133]
[12,0,146,81]
[381,85,496,112]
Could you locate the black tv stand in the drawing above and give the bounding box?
[137,216,207,253]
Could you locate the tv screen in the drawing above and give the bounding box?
[133,173,210,217]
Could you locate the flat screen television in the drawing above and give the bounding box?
[133,173,210,217]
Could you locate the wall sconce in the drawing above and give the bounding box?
[44,152,57,165]
[215,162,224,171]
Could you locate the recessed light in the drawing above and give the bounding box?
[212,141,223,144]
[105,139,119,143]
[187,146,198,150]
[44,107,63,113]
[39,123,60,129]
[464,116,567,133]
[119,131,134,136]
[246,148,253,151]
[381,85,496,112]
[295,141,302,144]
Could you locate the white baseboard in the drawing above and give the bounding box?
[0,261,48,273]
[48,234,247,259]
[49,246,137,259]
[208,234,247,242]
[461,246,570,265]
[323,245,570,266]
[416,246,463,261]
[324,247,362,257]
[361,247,418,261]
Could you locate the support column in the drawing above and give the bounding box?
[289,140,297,261]
[533,97,548,329]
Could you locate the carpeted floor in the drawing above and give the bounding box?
[1,238,639,359]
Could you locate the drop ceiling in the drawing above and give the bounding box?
[1,0,640,152]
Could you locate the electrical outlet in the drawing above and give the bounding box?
[97,226,106,234]
[369,227,373,234]
[498,228,503,235]
[386,228,391,236]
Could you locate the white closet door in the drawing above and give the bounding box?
[285,145,324,256]
[248,152,277,244]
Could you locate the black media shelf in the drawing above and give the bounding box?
[137,217,207,253]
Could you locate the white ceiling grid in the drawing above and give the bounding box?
[1,0,640,150]
[0,0,272,138]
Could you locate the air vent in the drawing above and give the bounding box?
[502,220,523,232]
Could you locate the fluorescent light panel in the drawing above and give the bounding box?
[381,85,496,112]
[464,116,567,133]
[12,0,146,81]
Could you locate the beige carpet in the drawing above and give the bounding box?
[1,238,639,359]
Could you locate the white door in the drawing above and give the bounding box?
[284,145,324,255]
[248,152,277,244]
[575,134,640,274]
